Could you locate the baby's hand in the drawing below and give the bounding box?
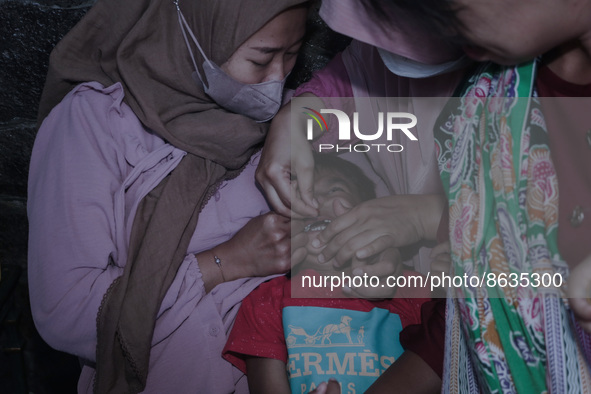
[309,379,341,394]
[568,254,591,333]
[429,241,451,278]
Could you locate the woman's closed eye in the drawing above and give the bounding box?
[285,46,301,59]
[249,58,272,67]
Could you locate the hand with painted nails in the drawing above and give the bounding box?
[312,194,446,268]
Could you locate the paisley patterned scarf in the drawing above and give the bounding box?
[435,60,591,393]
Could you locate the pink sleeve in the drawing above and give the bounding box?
[28,83,212,363]
[295,52,353,99]
[28,85,131,361]
[294,52,356,146]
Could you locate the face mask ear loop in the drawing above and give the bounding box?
[174,0,213,85]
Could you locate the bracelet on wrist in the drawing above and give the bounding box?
[214,255,226,282]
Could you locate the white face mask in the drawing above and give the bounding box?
[176,2,286,122]
[377,48,471,79]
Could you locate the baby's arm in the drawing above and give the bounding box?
[246,357,291,394]
[365,351,441,394]
[310,351,440,394]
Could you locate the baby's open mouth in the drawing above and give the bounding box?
[303,219,331,232]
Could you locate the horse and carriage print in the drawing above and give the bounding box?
[286,315,366,348]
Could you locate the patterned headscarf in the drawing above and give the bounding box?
[435,61,591,393]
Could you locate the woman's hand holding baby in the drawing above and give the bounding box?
[199,212,292,291]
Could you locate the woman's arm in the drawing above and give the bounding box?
[28,84,132,361]
[196,212,291,292]
[246,357,291,394]
[256,93,324,218]
[256,50,354,219]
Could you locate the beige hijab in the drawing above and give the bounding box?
[37,0,307,392]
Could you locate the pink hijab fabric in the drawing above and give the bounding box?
[320,0,463,64]
[314,0,466,273]
[341,40,464,273]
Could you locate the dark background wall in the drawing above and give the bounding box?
[0,0,350,392]
[1,2,95,392]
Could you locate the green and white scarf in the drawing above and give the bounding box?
[435,61,591,393]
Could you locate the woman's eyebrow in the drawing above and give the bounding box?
[250,36,305,54]
[251,46,282,54]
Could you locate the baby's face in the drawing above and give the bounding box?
[304,170,362,231]
[300,169,363,268]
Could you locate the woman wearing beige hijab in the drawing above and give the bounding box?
[28,0,308,392]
